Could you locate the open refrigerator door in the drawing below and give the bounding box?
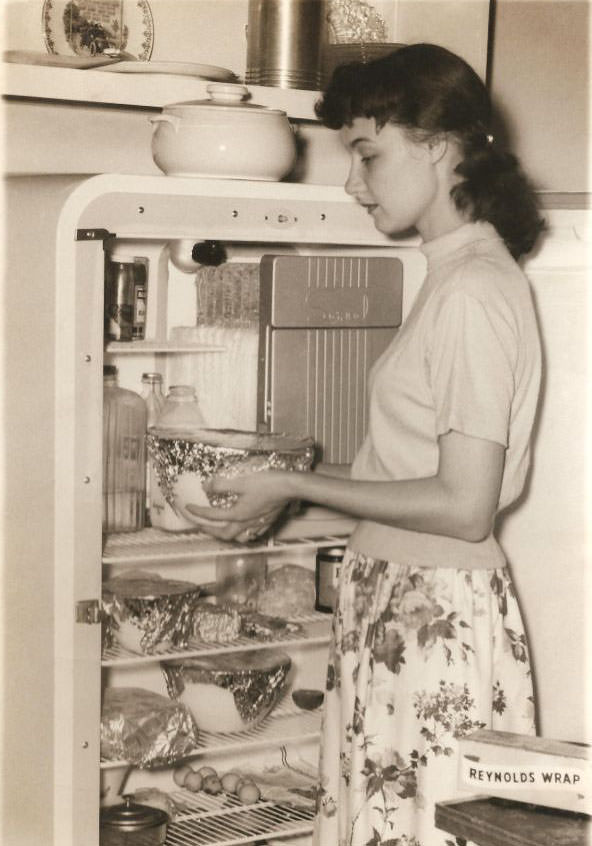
[40,174,423,846]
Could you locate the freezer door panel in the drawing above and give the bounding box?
[259,253,403,463]
[270,326,396,463]
[262,254,403,327]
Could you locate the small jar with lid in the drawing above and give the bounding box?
[315,546,345,612]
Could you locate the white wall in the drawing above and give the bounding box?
[497,215,591,742]
[489,0,590,192]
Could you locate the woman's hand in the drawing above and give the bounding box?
[184,470,296,542]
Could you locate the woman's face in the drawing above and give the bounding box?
[340,117,440,239]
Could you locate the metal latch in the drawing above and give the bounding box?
[76,228,112,241]
[75,599,103,624]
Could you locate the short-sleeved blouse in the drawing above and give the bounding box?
[349,221,542,569]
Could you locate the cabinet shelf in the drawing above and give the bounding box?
[102,526,348,565]
[105,340,226,354]
[100,702,321,768]
[102,611,331,667]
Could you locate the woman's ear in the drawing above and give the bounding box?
[427,134,448,164]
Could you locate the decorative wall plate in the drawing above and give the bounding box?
[42,0,154,61]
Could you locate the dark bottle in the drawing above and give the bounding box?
[315,546,345,612]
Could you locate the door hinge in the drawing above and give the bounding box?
[75,599,103,624]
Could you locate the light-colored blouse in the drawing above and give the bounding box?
[349,221,542,569]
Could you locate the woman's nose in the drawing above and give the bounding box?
[344,161,364,196]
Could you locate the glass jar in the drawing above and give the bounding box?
[149,385,208,531]
[103,365,147,533]
[141,373,165,524]
[156,385,207,429]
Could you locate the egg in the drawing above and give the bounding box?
[203,774,223,795]
[221,771,242,794]
[183,770,203,792]
[173,765,194,787]
[238,781,261,805]
[198,765,218,779]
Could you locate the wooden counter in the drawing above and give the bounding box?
[435,797,591,846]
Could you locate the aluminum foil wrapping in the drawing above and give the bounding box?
[162,650,291,726]
[101,687,199,768]
[102,575,201,654]
[146,431,315,510]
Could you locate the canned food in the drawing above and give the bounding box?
[315,546,345,613]
[105,258,135,342]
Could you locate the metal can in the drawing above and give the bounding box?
[132,262,147,340]
[315,546,345,613]
[105,257,135,342]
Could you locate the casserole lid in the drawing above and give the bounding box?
[163,82,287,116]
[100,795,169,830]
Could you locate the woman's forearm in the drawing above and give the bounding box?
[288,472,480,539]
[314,462,351,479]
[287,433,505,542]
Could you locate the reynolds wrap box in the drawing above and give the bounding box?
[458,730,592,814]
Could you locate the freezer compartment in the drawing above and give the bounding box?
[257,254,403,463]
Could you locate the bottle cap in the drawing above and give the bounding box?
[108,249,137,263]
[142,372,163,382]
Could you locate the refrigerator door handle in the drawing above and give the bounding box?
[261,323,272,426]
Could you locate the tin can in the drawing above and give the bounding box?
[105,258,135,342]
[132,263,147,340]
[315,546,345,613]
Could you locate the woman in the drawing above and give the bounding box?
[188,44,544,846]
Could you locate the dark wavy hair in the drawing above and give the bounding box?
[315,43,544,258]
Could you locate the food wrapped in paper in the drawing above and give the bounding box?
[101,687,199,767]
[162,649,291,733]
[102,572,201,654]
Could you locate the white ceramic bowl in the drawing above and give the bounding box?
[150,82,297,180]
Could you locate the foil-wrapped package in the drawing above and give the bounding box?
[146,429,315,512]
[101,687,199,768]
[102,573,201,655]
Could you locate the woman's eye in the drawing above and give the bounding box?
[361,155,375,165]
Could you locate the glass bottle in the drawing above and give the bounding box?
[156,385,207,429]
[150,385,208,531]
[141,373,165,525]
[141,372,165,427]
[103,365,147,533]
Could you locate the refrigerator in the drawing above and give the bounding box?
[2,173,590,846]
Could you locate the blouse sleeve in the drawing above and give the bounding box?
[428,287,518,447]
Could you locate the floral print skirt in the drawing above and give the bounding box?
[313,550,536,846]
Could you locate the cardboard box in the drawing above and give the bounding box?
[458,730,592,814]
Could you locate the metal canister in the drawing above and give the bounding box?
[246,0,324,91]
[132,262,147,340]
[315,546,345,612]
[105,256,135,342]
